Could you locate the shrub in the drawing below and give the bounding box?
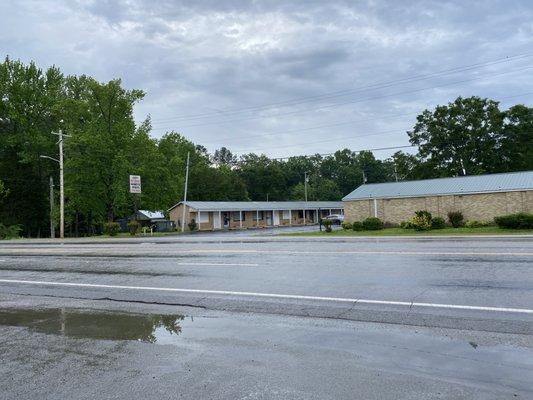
[188,218,198,231]
[0,223,21,239]
[383,221,398,228]
[103,222,120,236]
[465,220,491,228]
[431,217,446,229]
[447,211,464,228]
[322,219,333,232]
[400,220,413,229]
[127,220,140,235]
[341,221,352,230]
[494,213,533,229]
[411,210,432,231]
[362,217,383,230]
[352,221,364,231]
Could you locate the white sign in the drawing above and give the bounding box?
[129,175,142,194]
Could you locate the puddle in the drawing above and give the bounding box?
[0,308,185,343]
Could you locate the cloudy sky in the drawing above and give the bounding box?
[1,0,532,159]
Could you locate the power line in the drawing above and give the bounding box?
[230,128,411,153]
[191,90,533,149]
[150,52,533,125]
[262,145,417,162]
[151,65,533,130]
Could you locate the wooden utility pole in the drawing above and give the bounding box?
[49,176,55,238]
[181,152,190,232]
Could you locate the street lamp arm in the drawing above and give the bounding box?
[40,155,60,163]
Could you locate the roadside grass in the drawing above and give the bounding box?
[283,226,533,236]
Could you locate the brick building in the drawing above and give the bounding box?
[168,201,344,231]
[343,171,533,224]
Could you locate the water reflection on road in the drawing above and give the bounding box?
[0,308,184,343]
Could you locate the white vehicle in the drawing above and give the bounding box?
[322,214,344,225]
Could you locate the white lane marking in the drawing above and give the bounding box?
[0,258,257,267]
[0,278,531,314]
[174,262,259,267]
[0,249,531,256]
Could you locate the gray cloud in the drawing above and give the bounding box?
[1,0,532,158]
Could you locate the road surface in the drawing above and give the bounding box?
[0,235,532,399]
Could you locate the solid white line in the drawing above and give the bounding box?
[0,249,531,256]
[0,278,531,314]
[174,262,259,267]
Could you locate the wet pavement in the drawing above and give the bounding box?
[0,235,532,399]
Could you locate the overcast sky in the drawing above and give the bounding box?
[1,0,532,159]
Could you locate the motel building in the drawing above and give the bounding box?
[168,201,344,231]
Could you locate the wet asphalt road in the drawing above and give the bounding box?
[0,234,532,399]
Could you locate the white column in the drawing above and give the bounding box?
[302,209,306,225]
[239,211,243,229]
[218,211,222,230]
[198,211,201,231]
[256,210,259,228]
[289,210,292,225]
[373,198,378,218]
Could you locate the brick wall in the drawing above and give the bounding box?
[344,190,532,224]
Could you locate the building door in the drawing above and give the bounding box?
[213,212,221,230]
[222,212,230,229]
[266,211,273,226]
[273,210,280,226]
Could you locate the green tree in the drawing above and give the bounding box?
[408,96,504,176]
[237,154,287,200]
[0,57,63,236]
[499,105,533,171]
[65,78,145,223]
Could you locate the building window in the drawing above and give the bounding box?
[198,212,209,223]
[232,211,245,221]
[253,211,263,221]
[282,210,291,219]
[298,210,304,218]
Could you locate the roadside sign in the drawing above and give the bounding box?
[129,175,141,194]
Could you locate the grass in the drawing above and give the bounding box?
[284,226,533,236]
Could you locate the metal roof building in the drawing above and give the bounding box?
[343,171,533,224]
[168,201,344,231]
[169,201,343,212]
[343,171,533,200]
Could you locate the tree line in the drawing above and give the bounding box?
[1,58,531,236]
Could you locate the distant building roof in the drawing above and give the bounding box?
[138,210,166,220]
[168,201,344,212]
[343,171,533,201]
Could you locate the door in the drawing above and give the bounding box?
[266,211,273,226]
[213,211,221,230]
[222,212,230,229]
[273,210,280,226]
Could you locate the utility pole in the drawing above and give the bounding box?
[181,152,190,233]
[40,129,69,239]
[52,130,68,239]
[304,171,308,202]
[49,176,55,238]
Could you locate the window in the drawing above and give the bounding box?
[282,210,291,219]
[298,210,304,219]
[198,212,209,223]
[232,211,245,221]
[253,211,263,221]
